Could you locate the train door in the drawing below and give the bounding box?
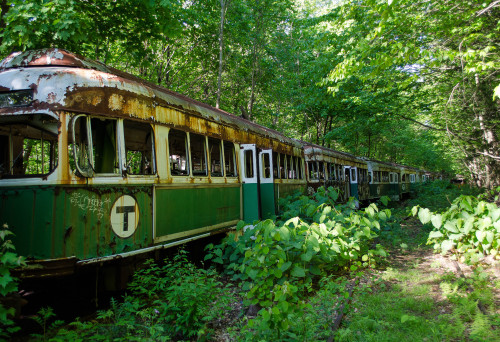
[240,144,259,222]
[349,166,359,199]
[343,166,359,199]
[258,149,275,219]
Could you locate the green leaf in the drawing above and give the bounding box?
[444,221,459,233]
[476,230,486,243]
[291,266,306,277]
[429,231,444,239]
[441,240,454,252]
[431,214,442,229]
[281,261,292,272]
[300,250,314,262]
[418,208,432,224]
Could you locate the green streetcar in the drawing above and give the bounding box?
[0,49,428,281]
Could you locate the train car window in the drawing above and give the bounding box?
[326,163,332,180]
[369,171,373,183]
[0,114,59,178]
[350,168,357,182]
[190,133,207,176]
[288,155,296,179]
[261,152,271,178]
[124,120,155,175]
[208,137,223,177]
[223,141,237,177]
[318,161,325,180]
[91,118,119,174]
[272,152,279,178]
[279,154,286,179]
[308,161,318,180]
[382,171,389,182]
[292,156,298,179]
[169,129,189,176]
[244,150,254,178]
[297,157,303,179]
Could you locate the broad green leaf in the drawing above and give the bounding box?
[279,226,290,241]
[281,261,292,272]
[444,221,459,233]
[476,230,485,242]
[431,214,442,229]
[291,266,306,277]
[418,208,432,224]
[441,240,454,252]
[460,197,473,212]
[429,231,444,239]
[485,231,494,244]
[300,250,314,262]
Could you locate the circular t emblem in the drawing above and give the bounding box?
[376,186,381,195]
[402,183,406,190]
[110,195,139,238]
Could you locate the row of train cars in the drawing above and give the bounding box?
[0,49,434,280]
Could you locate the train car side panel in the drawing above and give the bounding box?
[154,185,240,242]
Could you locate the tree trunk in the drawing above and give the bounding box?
[216,0,228,109]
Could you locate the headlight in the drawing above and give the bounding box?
[0,89,33,108]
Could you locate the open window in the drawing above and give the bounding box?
[71,115,119,177]
[124,120,155,175]
[308,161,318,180]
[208,137,223,177]
[169,129,189,176]
[279,154,286,179]
[190,133,207,176]
[288,155,296,179]
[0,114,59,178]
[223,141,237,177]
[297,158,304,179]
[318,161,325,180]
[350,168,357,183]
[261,152,271,179]
[244,149,254,178]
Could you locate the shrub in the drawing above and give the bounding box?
[413,195,500,264]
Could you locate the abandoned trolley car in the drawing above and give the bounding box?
[0,49,307,277]
[0,49,428,278]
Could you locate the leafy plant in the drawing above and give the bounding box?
[206,189,388,336]
[30,307,64,341]
[0,224,25,339]
[53,250,237,341]
[413,195,500,264]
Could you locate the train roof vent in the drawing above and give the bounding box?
[0,48,112,73]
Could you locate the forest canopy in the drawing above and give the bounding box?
[0,0,498,187]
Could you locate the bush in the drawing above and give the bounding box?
[0,224,25,339]
[54,251,237,341]
[413,195,500,264]
[206,189,388,336]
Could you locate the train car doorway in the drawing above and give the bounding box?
[240,144,276,222]
[258,149,275,219]
[240,144,259,222]
[344,166,359,200]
